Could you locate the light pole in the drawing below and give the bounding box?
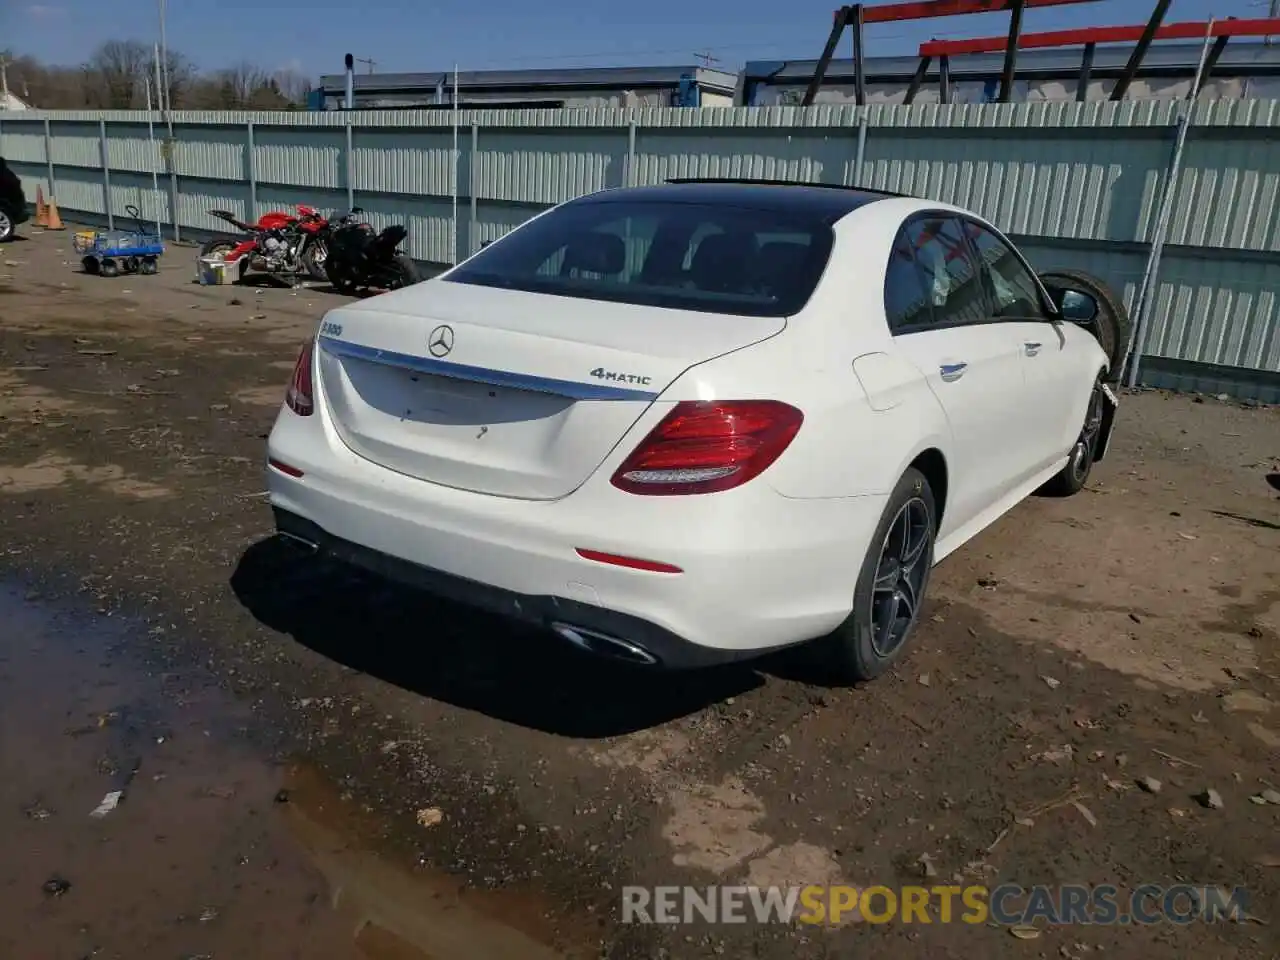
[158,0,171,112]
[155,0,178,242]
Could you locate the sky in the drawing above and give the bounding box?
[2,0,1267,79]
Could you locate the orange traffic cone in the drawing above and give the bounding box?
[35,185,48,227]
[45,198,64,231]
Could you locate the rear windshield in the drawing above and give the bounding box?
[445,199,834,317]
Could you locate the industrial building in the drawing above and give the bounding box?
[743,41,1280,105]
[1,88,30,111]
[310,65,740,110]
[311,36,1280,112]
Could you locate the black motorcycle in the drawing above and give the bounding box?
[324,208,420,295]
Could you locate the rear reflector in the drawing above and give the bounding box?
[611,400,803,496]
[268,458,304,478]
[285,340,315,416]
[575,548,683,574]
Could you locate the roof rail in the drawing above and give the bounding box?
[664,177,910,198]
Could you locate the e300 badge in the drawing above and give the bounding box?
[589,367,652,386]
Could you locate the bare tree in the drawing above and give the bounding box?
[1,49,81,108]
[4,41,311,111]
[216,61,269,108]
[163,51,198,109]
[274,69,312,108]
[86,39,153,108]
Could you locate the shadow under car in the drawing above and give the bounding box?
[230,536,768,739]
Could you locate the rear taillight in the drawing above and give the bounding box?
[285,340,315,416]
[610,400,803,496]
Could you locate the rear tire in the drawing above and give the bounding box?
[816,467,937,684]
[200,237,238,260]
[1038,375,1106,498]
[1038,269,1129,383]
[300,240,328,281]
[388,253,420,289]
[0,208,14,242]
[325,258,358,295]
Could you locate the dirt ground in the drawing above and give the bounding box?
[1,227,1279,959]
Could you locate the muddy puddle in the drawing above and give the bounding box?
[0,582,590,959]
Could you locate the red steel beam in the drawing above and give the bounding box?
[841,0,1097,25]
[920,17,1280,56]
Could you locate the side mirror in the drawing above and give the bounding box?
[1043,282,1100,323]
[1058,289,1100,323]
[350,206,364,214]
[480,240,493,249]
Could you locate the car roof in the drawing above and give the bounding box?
[570,179,903,223]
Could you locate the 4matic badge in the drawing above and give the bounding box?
[589,367,652,386]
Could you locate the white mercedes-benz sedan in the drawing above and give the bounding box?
[265,179,1120,683]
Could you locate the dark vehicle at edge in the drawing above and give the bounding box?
[0,157,31,243]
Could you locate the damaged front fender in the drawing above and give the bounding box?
[1093,382,1120,464]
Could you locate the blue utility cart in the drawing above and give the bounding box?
[73,205,165,278]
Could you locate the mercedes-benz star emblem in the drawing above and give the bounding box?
[427,324,454,358]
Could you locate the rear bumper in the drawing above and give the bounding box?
[265,395,890,667]
[273,506,754,668]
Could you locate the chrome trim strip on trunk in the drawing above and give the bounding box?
[318,335,661,402]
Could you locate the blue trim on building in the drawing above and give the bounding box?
[676,74,700,107]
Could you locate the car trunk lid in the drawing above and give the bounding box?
[315,279,785,500]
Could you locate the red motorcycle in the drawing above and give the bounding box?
[200,205,330,282]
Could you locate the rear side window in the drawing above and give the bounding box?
[445,200,834,317]
[905,217,988,328]
[884,230,933,332]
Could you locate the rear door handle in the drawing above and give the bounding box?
[1024,341,1043,357]
[939,362,968,382]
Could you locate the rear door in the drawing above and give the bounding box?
[886,215,1029,532]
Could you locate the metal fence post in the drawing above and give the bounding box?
[451,97,460,266]
[853,107,869,186]
[1123,109,1188,389]
[469,122,479,256]
[626,119,637,187]
[157,117,181,243]
[246,121,257,222]
[1122,25,1213,388]
[43,116,56,201]
[99,119,113,230]
[344,115,355,212]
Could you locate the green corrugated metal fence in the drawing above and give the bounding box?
[1,102,1277,399]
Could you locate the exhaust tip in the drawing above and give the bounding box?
[551,622,659,666]
[277,530,319,553]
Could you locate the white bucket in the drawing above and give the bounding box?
[196,256,236,285]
